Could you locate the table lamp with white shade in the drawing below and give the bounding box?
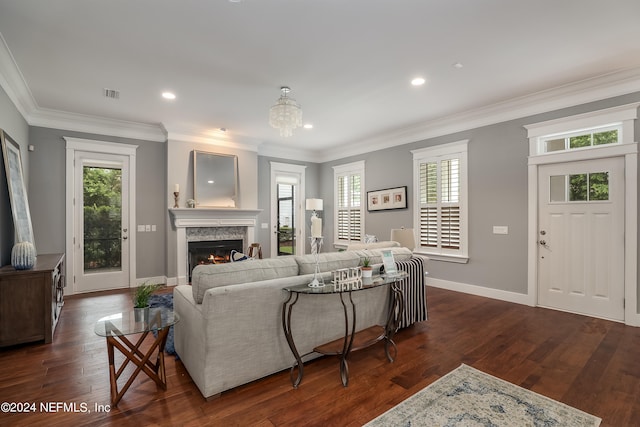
[390,227,416,251]
[306,198,323,238]
[306,198,324,287]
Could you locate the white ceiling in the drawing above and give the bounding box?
[1,0,640,161]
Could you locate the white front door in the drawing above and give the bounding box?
[74,151,131,292]
[537,157,624,321]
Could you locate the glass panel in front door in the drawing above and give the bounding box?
[277,183,296,255]
[83,166,123,273]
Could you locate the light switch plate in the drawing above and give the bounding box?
[261,223,269,229]
[493,226,509,235]
[145,224,151,232]
[137,225,145,232]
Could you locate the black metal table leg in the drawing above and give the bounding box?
[282,292,303,387]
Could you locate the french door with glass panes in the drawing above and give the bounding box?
[270,162,305,257]
[74,151,131,292]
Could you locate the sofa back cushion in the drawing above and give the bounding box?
[295,251,361,275]
[191,257,299,303]
[353,247,414,265]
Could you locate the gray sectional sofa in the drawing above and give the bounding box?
[173,246,425,399]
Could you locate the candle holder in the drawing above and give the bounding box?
[308,236,324,287]
[173,191,179,208]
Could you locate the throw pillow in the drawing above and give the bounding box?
[230,250,248,262]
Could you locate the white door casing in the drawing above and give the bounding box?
[537,158,624,321]
[525,103,638,326]
[270,162,306,257]
[65,138,137,295]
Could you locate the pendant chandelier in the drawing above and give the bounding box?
[269,86,302,137]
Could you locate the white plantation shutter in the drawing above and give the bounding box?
[334,162,365,243]
[413,141,468,261]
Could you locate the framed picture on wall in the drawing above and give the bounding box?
[367,186,407,211]
[1,129,35,248]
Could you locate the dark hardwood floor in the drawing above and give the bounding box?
[1,285,639,426]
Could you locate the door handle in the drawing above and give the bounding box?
[123,236,128,240]
[539,240,546,246]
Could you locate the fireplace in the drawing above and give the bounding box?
[169,208,262,285]
[188,239,243,281]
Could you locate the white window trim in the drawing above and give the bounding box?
[333,160,365,247]
[524,102,639,326]
[412,139,469,263]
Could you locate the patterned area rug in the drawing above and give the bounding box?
[365,364,601,427]
[148,293,178,358]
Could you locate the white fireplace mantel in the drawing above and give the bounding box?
[169,208,263,228]
[169,208,263,284]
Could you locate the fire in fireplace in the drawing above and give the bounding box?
[188,239,243,281]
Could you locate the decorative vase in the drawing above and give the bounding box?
[11,241,36,270]
[134,306,149,323]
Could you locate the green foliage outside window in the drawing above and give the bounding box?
[569,172,609,201]
[84,167,122,270]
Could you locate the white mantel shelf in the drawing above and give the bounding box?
[169,208,263,228]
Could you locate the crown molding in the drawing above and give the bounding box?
[29,107,167,142]
[257,141,323,163]
[0,32,38,120]
[166,128,262,153]
[314,67,640,163]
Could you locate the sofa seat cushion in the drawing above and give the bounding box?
[295,251,361,275]
[192,257,299,303]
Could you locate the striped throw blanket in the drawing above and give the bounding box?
[393,257,428,328]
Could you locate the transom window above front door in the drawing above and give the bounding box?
[541,126,620,154]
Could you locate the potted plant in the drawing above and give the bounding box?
[361,257,373,278]
[132,282,160,322]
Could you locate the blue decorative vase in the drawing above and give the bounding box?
[11,241,36,270]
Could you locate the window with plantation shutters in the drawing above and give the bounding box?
[333,161,365,244]
[412,141,468,262]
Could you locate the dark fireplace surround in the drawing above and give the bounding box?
[188,239,243,281]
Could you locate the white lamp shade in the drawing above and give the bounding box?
[391,228,416,250]
[306,198,323,211]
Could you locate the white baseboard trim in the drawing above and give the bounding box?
[135,276,169,286]
[427,277,531,306]
[165,276,180,286]
[625,312,640,327]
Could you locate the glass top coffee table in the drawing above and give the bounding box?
[282,272,407,388]
[94,307,179,406]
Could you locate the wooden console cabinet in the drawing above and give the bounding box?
[0,253,65,347]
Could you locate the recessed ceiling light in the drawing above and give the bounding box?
[453,62,464,69]
[411,77,426,86]
[219,128,227,132]
[303,124,313,129]
[162,92,176,100]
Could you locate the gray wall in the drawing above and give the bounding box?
[321,91,640,298]
[0,85,29,266]
[256,156,321,258]
[28,127,167,279]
